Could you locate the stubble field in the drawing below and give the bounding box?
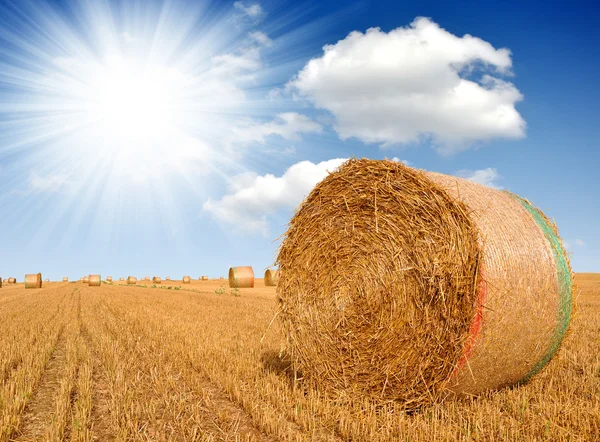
[0,274,598,441]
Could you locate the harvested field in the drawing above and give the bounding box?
[0,274,598,441]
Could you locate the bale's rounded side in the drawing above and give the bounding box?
[229,266,254,288]
[25,273,42,289]
[264,269,279,286]
[183,276,191,284]
[88,275,101,286]
[127,276,137,284]
[8,277,16,284]
[276,158,573,407]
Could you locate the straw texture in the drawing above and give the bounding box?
[229,266,254,288]
[88,275,101,287]
[264,269,279,287]
[25,273,42,289]
[8,278,16,284]
[276,158,573,407]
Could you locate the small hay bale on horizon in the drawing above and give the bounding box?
[62,277,68,282]
[201,276,208,281]
[182,276,191,284]
[152,276,162,284]
[228,266,254,288]
[106,276,113,282]
[264,269,279,287]
[88,275,101,286]
[25,273,42,289]
[276,158,574,409]
[8,277,16,284]
[127,276,137,285]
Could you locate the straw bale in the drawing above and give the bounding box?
[106,276,113,282]
[152,276,162,283]
[127,276,137,284]
[119,277,124,281]
[0,278,2,288]
[88,275,101,286]
[264,269,279,286]
[8,277,16,284]
[166,276,170,280]
[276,158,573,408]
[62,277,68,282]
[228,266,254,288]
[25,273,42,289]
[201,276,208,281]
[45,279,49,282]
[183,276,191,284]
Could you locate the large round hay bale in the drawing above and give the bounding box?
[152,276,162,284]
[228,266,254,288]
[182,276,191,284]
[201,276,208,281]
[276,158,573,407]
[106,276,113,282]
[62,277,68,282]
[127,276,137,284]
[264,269,279,286]
[88,275,101,286]
[25,273,42,289]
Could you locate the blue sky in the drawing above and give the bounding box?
[0,0,598,280]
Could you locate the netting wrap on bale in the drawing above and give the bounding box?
[276,158,573,408]
[264,269,279,287]
[25,273,42,289]
[229,266,254,288]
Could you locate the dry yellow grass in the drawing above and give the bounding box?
[0,274,597,441]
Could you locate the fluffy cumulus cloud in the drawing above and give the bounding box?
[285,17,526,153]
[455,168,502,189]
[203,158,347,235]
[227,112,323,146]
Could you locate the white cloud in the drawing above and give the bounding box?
[390,157,412,166]
[203,158,347,235]
[285,17,525,153]
[455,167,502,189]
[565,238,586,250]
[249,31,272,46]
[29,172,74,193]
[228,112,322,145]
[234,1,263,18]
[575,239,585,247]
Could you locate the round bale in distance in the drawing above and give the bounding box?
[166,276,170,280]
[201,276,208,281]
[25,273,42,289]
[127,276,137,284]
[182,276,191,284]
[228,266,254,288]
[264,269,279,287]
[276,158,573,408]
[106,276,113,282]
[62,277,68,282]
[88,275,101,286]
[152,276,162,284]
[8,277,16,284]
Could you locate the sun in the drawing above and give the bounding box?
[89,56,183,143]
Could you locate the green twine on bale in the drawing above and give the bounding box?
[508,193,573,384]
